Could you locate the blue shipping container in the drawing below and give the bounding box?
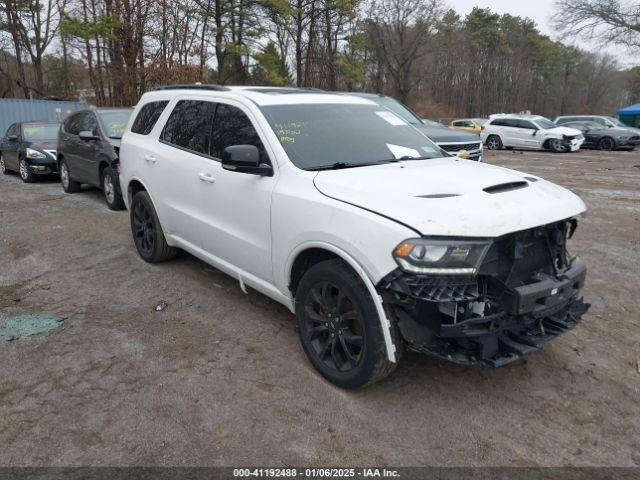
[0,98,88,136]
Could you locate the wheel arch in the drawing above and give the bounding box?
[286,242,397,363]
[126,177,150,206]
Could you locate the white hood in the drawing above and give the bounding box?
[546,126,583,136]
[313,158,586,237]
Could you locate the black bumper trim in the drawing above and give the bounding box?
[408,298,590,368]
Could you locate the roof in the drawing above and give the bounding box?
[617,103,640,115]
[140,84,377,107]
[490,113,544,120]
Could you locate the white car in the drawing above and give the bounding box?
[119,86,589,389]
[481,114,585,153]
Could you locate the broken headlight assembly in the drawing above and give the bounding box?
[392,238,491,275]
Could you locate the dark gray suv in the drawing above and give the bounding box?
[57,108,132,210]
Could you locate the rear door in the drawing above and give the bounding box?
[148,98,218,249]
[497,119,520,146]
[60,112,84,178]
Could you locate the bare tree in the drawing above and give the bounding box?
[553,0,640,50]
[368,0,445,103]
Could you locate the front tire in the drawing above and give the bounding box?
[486,135,502,150]
[59,159,81,193]
[102,166,125,210]
[295,259,400,389]
[597,137,615,151]
[549,138,568,153]
[19,159,35,183]
[130,191,177,263]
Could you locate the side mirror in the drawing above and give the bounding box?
[222,145,273,176]
[79,130,98,140]
[8,135,18,142]
[532,128,538,136]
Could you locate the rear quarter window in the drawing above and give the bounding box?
[131,101,169,135]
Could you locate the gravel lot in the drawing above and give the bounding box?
[0,149,638,467]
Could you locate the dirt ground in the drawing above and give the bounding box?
[0,149,639,467]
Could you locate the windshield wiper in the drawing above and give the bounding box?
[308,156,433,171]
[307,162,363,171]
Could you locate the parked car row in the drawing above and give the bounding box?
[478,113,640,153]
[1,85,591,389]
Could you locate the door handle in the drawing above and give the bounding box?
[198,173,215,184]
[144,154,157,164]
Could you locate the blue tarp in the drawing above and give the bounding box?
[617,103,640,115]
[0,98,87,136]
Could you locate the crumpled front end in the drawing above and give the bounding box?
[379,218,590,367]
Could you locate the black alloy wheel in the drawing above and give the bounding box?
[295,259,400,389]
[301,280,365,373]
[132,198,155,259]
[129,191,177,263]
[597,137,615,151]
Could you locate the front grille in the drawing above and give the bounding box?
[438,142,481,152]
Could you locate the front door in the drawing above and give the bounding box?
[75,112,101,185]
[199,101,277,283]
[2,124,20,169]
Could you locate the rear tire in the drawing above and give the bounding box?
[102,166,125,210]
[59,159,81,193]
[486,135,502,150]
[19,159,35,183]
[130,191,177,263]
[295,259,400,389]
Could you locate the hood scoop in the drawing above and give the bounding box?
[483,181,529,194]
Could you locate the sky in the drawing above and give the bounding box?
[448,0,629,65]
[450,0,556,36]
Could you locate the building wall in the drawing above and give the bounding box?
[0,99,87,136]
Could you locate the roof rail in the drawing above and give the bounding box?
[152,84,230,92]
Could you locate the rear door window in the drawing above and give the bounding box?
[517,120,536,129]
[210,103,266,160]
[161,100,216,155]
[131,101,169,135]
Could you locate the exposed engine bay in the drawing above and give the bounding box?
[379,218,590,367]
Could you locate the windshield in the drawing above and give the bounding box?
[605,116,627,128]
[261,103,445,170]
[98,110,132,138]
[373,97,423,125]
[422,118,445,128]
[534,118,557,130]
[22,123,58,141]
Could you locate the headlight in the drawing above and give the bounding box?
[393,238,491,275]
[26,148,46,159]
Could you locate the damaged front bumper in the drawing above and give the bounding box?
[379,221,590,368]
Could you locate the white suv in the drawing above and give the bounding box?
[119,86,589,388]
[481,114,585,153]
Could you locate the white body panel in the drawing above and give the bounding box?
[481,115,585,151]
[119,89,588,363]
